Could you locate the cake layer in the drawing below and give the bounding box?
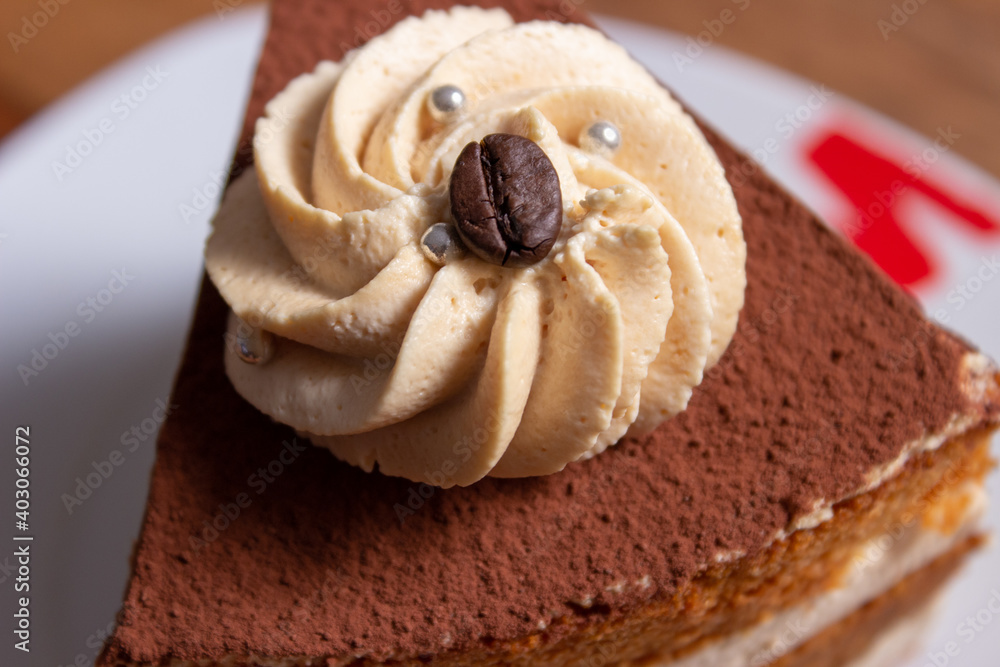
[99,0,1000,664]
[768,535,982,667]
[646,472,987,665]
[639,537,983,667]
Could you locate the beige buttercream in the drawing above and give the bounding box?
[205,7,746,486]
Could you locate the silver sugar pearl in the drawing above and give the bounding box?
[428,85,466,122]
[579,121,622,156]
[420,222,466,265]
[230,315,275,365]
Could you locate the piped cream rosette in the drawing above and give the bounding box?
[205,7,746,486]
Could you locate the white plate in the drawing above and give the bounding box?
[1,7,998,666]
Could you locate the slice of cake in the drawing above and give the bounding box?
[98,0,1000,665]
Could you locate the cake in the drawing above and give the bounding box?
[98,0,1000,665]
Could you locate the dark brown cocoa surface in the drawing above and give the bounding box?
[100,0,998,663]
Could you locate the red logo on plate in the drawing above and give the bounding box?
[806,127,1000,288]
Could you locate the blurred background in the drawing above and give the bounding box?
[1,0,998,177]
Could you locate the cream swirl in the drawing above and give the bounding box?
[205,7,746,486]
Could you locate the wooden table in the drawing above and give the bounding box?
[2,0,998,178]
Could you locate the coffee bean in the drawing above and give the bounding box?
[449,133,562,267]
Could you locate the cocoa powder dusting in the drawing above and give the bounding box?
[100,0,995,664]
